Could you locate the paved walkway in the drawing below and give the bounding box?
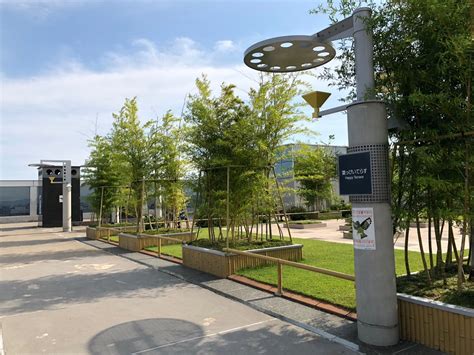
[0,225,443,354]
[272,219,464,253]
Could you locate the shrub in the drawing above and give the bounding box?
[287,206,307,221]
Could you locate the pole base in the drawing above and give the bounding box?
[357,319,399,347]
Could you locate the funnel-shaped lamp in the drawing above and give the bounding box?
[302,91,331,118]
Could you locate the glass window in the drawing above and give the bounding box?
[80,184,92,213]
[0,186,30,216]
[274,160,294,177]
[37,186,42,215]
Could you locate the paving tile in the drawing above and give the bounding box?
[201,278,249,293]
[220,286,273,302]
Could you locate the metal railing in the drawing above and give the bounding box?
[138,233,187,258]
[223,247,355,296]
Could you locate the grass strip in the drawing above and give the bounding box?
[237,238,458,310]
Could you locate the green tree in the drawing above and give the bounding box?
[312,0,472,286]
[294,145,337,211]
[83,134,124,225]
[185,74,308,243]
[150,111,188,227]
[110,97,154,232]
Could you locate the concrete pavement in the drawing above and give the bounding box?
[0,224,444,354]
[272,219,464,253]
[0,226,358,354]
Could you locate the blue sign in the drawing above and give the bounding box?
[338,152,372,195]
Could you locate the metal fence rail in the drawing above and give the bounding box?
[138,233,187,257]
[223,247,355,296]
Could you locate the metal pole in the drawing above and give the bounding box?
[98,186,104,228]
[62,160,72,232]
[349,7,398,346]
[276,262,283,296]
[226,166,230,250]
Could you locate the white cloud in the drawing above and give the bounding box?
[103,37,209,70]
[214,40,238,53]
[0,36,349,180]
[0,37,259,179]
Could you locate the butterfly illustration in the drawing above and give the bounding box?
[353,217,372,239]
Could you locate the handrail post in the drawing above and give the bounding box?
[276,261,283,296]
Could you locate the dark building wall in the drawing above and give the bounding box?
[41,166,81,227]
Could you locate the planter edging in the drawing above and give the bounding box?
[183,243,303,278]
[119,231,196,252]
[397,293,474,317]
[288,223,327,229]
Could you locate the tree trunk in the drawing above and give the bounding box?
[416,215,431,284]
[428,215,434,270]
[433,216,445,282]
[458,138,470,288]
[136,180,145,233]
[469,219,474,281]
[404,224,411,276]
[393,145,406,234]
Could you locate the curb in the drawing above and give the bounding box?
[228,275,357,321]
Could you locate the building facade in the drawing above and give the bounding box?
[0,180,92,224]
[274,143,349,210]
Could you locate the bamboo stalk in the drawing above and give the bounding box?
[272,166,292,243]
[416,215,431,284]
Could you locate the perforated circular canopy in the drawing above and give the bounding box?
[244,35,335,73]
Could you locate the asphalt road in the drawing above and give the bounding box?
[0,227,357,354]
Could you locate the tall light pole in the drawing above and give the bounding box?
[244,7,399,347]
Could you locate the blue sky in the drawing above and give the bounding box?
[1,0,349,180]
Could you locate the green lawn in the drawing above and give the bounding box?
[103,229,470,309]
[100,235,119,243]
[145,244,183,258]
[142,227,215,259]
[237,238,439,310]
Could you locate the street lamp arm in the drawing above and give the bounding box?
[314,15,353,42]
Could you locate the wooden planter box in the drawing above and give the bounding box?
[288,223,327,229]
[182,244,303,278]
[398,293,474,354]
[118,231,196,252]
[86,226,138,240]
[86,226,110,240]
[343,231,353,239]
[338,225,352,231]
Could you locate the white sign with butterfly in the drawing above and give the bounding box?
[352,207,376,250]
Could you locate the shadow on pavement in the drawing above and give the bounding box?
[0,237,72,248]
[0,268,188,316]
[0,225,40,232]
[0,248,106,265]
[88,318,204,355]
[87,317,354,355]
